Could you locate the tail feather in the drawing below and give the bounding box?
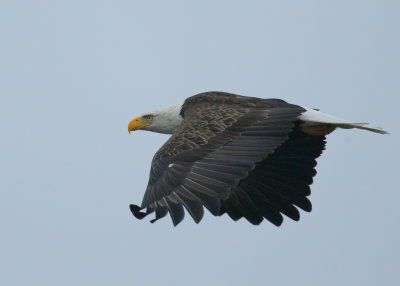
[299,107,388,134]
[336,123,388,134]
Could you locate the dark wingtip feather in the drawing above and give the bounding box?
[129,204,149,220]
[292,197,312,212]
[177,195,204,224]
[234,188,264,225]
[269,216,283,227]
[148,202,169,224]
[164,198,185,226]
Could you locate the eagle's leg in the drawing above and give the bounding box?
[301,124,336,136]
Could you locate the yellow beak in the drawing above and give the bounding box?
[128,117,150,133]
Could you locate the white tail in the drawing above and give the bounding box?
[298,108,388,134]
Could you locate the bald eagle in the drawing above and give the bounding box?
[128,92,386,226]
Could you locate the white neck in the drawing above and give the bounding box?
[142,103,184,134]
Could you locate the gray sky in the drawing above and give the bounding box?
[1,1,399,285]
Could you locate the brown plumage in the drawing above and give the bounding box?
[128,91,386,226]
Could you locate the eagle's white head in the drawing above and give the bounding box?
[128,103,184,134]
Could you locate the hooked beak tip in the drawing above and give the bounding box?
[128,116,147,133]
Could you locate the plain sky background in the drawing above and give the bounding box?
[1,1,399,285]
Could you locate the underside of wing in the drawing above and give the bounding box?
[220,125,327,226]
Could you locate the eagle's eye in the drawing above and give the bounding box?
[142,114,154,121]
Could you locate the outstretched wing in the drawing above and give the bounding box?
[220,128,327,226]
[130,92,304,225]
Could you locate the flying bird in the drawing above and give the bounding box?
[128,91,386,226]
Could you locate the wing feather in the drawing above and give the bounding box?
[220,127,326,224]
